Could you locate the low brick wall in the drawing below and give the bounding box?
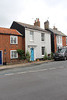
[6,59,28,65]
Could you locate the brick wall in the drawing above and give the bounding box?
[54,34,57,53]
[0,34,25,64]
[62,36,66,46]
[54,36,67,53]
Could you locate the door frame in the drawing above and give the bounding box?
[0,50,3,65]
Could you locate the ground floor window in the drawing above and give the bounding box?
[42,47,45,55]
[10,50,18,59]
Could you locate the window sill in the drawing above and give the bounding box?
[30,40,34,42]
[10,43,18,45]
[10,58,18,59]
[42,55,44,56]
[41,40,45,42]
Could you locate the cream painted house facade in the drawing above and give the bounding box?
[25,28,51,60]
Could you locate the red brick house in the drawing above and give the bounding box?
[0,27,24,65]
[44,20,67,53]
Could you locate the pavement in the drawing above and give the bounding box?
[0,60,53,71]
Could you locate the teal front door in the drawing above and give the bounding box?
[31,48,34,61]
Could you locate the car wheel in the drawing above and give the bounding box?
[64,57,66,61]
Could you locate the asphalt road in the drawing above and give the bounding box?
[0,60,67,100]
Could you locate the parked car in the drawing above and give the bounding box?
[53,47,67,61]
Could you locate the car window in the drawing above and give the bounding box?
[59,48,66,53]
[66,49,67,53]
[56,49,62,53]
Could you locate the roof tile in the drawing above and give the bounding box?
[0,27,22,36]
[49,28,66,36]
[15,21,50,33]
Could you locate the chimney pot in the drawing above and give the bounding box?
[34,18,40,27]
[53,26,57,30]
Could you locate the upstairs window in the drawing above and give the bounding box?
[10,36,18,44]
[41,33,45,41]
[30,31,34,41]
[57,36,62,44]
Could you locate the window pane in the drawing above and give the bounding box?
[14,37,16,43]
[41,33,44,41]
[14,51,17,58]
[30,31,34,41]
[11,51,14,58]
[42,47,45,55]
[11,37,13,43]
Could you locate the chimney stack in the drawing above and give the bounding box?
[53,26,57,30]
[34,18,40,27]
[44,20,49,29]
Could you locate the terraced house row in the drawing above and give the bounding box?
[0,18,67,65]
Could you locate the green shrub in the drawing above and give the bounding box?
[43,52,48,60]
[51,52,53,59]
[26,50,30,62]
[17,49,25,60]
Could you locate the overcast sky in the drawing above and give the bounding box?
[0,0,67,35]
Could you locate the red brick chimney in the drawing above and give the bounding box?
[34,18,40,27]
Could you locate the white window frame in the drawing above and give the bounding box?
[57,36,62,44]
[30,31,34,41]
[10,35,18,44]
[10,50,18,59]
[41,33,45,41]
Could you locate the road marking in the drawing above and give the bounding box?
[49,68,56,70]
[17,71,27,74]
[14,69,48,75]
[4,66,65,76]
[28,69,48,72]
[5,73,15,76]
[4,69,48,76]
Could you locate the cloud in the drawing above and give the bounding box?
[0,0,67,35]
[0,0,24,27]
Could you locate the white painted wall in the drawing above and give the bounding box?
[25,28,51,60]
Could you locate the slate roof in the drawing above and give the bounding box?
[15,21,50,33]
[0,27,22,36]
[49,28,66,36]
